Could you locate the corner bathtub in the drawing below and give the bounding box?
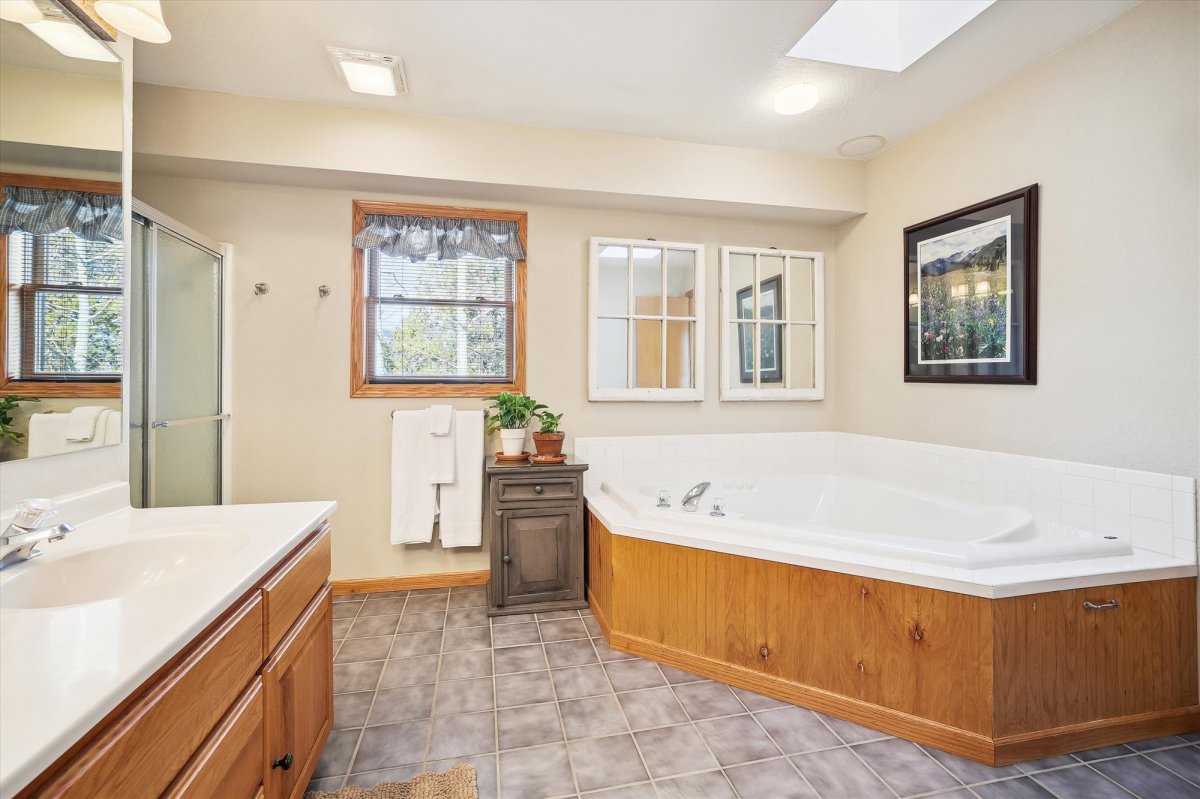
[601,475,1131,570]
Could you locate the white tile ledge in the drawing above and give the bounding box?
[0,499,337,799]
[584,491,1196,601]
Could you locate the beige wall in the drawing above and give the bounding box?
[0,65,122,153]
[133,175,836,579]
[133,84,865,221]
[834,0,1199,478]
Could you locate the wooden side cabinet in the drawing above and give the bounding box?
[487,456,588,616]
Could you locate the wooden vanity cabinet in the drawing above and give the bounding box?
[486,457,589,616]
[19,524,334,799]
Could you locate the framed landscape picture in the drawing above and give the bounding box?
[904,184,1038,384]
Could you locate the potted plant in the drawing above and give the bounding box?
[532,411,565,457]
[485,392,546,456]
[0,395,39,445]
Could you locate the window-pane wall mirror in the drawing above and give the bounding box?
[588,237,705,401]
[719,246,825,401]
[0,12,124,463]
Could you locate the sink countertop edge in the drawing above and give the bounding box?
[0,499,337,799]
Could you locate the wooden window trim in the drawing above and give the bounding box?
[350,200,527,398]
[0,172,122,398]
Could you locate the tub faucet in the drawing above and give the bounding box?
[681,482,711,512]
[1,499,74,569]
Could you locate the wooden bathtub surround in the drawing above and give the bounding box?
[19,523,334,799]
[586,513,1200,766]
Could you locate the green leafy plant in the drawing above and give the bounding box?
[536,411,564,434]
[0,396,40,444]
[485,392,546,434]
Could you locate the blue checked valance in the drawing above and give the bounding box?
[353,214,525,263]
[0,186,122,243]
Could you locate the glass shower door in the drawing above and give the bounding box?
[132,210,226,507]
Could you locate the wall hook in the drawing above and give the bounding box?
[254,282,270,296]
[318,285,332,298]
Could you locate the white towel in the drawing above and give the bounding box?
[390,410,438,544]
[65,405,106,442]
[428,404,455,484]
[100,409,123,445]
[438,410,484,548]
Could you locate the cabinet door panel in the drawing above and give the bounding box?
[263,585,333,799]
[501,507,579,605]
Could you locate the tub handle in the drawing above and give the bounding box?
[759,644,770,659]
[1083,599,1120,611]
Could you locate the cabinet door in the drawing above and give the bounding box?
[500,506,580,606]
[263,585,333,799]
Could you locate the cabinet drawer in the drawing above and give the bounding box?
[495,477,578,505]
[32,595,264,799]
[164,677,264,799]
[263,525,331,656]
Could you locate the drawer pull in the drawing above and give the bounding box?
[534,485,544,494]
[502,555,512,564]
[1083,599,1120,611]
[272,753,293,771]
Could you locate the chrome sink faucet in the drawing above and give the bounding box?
[1,499,74,569]
[681,482,711,512]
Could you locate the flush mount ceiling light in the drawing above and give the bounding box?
[837,135,887,157]
[0,0,43,24]
[773,83,819,115]
[327,46,407,97]
[24,17,118,62]
[788,0,995,72]
[95,0,171,43]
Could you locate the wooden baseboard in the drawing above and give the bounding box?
[331,570,490,596]
[603,625,996,764]
[993,706,1200,765]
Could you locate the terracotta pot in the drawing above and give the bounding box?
[532,432,565,457]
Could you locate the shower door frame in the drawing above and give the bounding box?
[132,199,234,506]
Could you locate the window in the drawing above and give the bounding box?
[588,237,705,401]
[350,201,526,397]
[719,246,824,401]
[1,176,123,397]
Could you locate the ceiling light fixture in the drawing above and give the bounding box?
[23,17,119,62]
[837,135,887,157]
[788,0,995,72]
[0,0,43,24]
[327,46,406,97]
[94,0,171,43]
[773,83,819,115]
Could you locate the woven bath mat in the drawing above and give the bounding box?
[305,764,477,799]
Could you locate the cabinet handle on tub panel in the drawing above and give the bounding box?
[1082,599,1120,611]
[272,753,293,771]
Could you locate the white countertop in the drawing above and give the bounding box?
[0,498,337,798]
[585,490,1197,599]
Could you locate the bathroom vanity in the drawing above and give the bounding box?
[0,499,336,799]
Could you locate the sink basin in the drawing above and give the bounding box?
[0,530,246,609]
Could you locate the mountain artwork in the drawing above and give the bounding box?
[916,216,1011,364]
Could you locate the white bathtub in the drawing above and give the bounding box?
[601,475,1132,570]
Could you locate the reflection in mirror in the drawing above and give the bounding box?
[0,13,123,463]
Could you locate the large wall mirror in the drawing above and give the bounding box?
[0,7,123,464]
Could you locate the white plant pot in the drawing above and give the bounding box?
[499,427,528,456]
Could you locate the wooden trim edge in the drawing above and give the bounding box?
[993,706,1200,766]
[331,570,490,596]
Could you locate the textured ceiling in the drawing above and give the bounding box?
[133,0,1139,159]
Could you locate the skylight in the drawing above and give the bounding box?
[787,0,996,73]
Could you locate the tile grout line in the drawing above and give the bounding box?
[335,593,373,790]
[534,611,584,799]
[813,712,903,799]
[420,589,452,769]
[725,686,824,799]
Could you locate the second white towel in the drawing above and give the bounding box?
[390,410,438,544]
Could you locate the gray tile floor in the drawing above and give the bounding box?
[310,588,1200,799]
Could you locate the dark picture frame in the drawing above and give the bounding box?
[736,275,783,384]
[904,184,1038,384]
